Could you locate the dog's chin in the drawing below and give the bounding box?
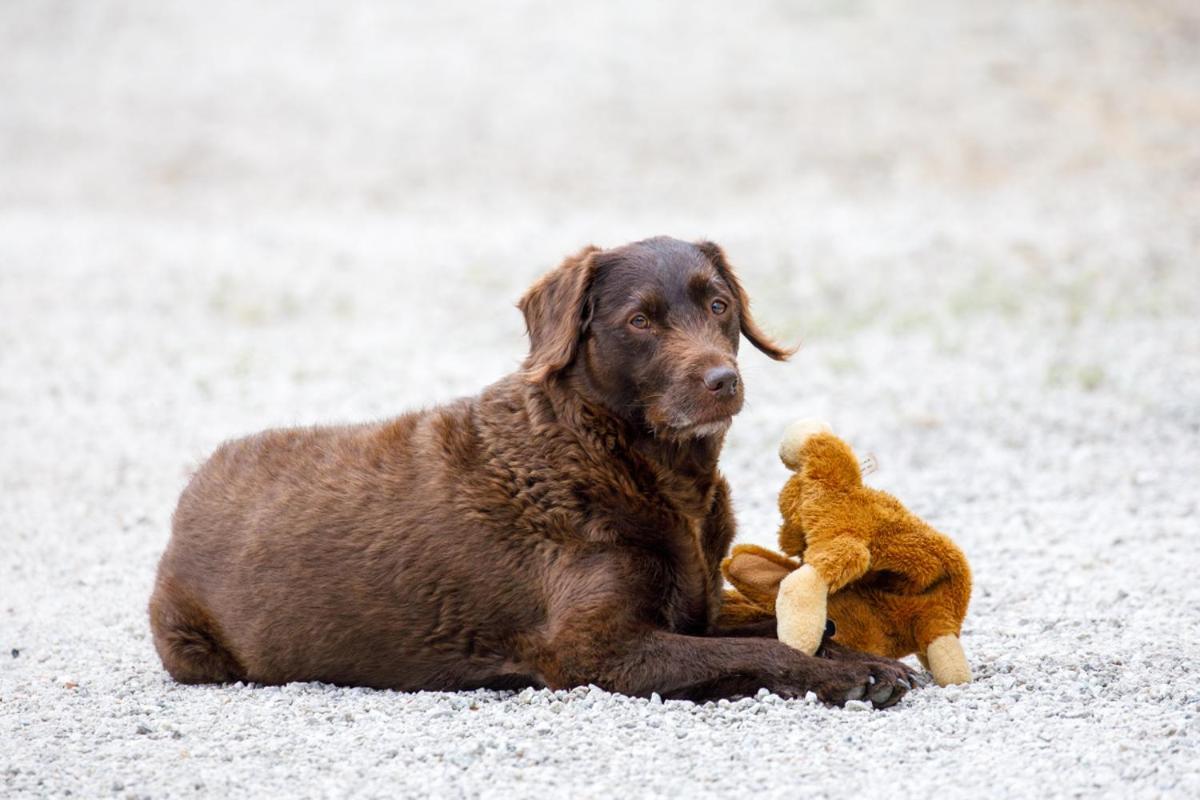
[683,418,733,439]
[646,395,741,440]
[662,416,733,440]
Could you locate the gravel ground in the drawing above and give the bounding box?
[2,1,1199,797]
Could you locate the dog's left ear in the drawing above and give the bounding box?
[696,241,796,360]
[518,245,601,383]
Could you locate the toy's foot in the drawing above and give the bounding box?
[925,634,972,686]
[775,564,828,656]
[779,418,834,470]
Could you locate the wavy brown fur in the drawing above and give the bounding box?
[149,237,915,705]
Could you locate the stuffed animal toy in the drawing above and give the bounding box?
[721,420,973,686]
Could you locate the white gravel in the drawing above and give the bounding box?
[2,1,1199,797]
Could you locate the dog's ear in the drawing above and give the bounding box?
[722,545,799,610]
[518,245,601,383]
[696,241,796,361]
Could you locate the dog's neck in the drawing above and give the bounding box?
[634,426,724,479]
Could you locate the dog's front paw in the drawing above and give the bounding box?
[779,418,834,470]
[804,658,913,709]
[819,640,925,694]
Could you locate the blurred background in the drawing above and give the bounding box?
[3,0,1196,532]
[1,1,1198,795]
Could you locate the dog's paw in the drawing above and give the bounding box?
[805,658,913,709]
[819,641,923,690]
[779,418,834,470]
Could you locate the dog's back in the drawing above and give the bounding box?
[149,383,552,689]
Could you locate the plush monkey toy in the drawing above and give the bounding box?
[722,420,973,686]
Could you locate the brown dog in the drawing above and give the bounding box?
[149,236,916,706]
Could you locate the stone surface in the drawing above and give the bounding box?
[2,1,1198,797]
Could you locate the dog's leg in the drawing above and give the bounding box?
[708,588,776,637]
[708,617,779,638]
[709,613,924,690]
[149,577,246,684]
[540,631,916,707]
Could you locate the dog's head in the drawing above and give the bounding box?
[518,236,793,438]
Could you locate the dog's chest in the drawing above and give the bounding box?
[550,438,721,632]
[674,516,714,629]
[648,486,717,633]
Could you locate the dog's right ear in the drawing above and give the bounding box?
[518,245,601,383]
[696,241,796,361]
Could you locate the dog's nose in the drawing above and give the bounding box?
[703,367,739,398]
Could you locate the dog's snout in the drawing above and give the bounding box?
[702,366,739,398]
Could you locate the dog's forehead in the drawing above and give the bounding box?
[598,238,716,296]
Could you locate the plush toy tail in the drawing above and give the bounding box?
[922,634,972,686]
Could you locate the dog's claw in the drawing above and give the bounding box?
[869,682,896,707]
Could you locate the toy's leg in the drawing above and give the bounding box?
[923,634,971,686]
[908,565,972,686]
[775,565,828,655]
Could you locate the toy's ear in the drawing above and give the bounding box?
[722,545,799,610]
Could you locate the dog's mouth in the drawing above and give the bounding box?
[643,376,744,439]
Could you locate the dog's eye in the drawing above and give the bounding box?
[629,313,650,330]
[710,299,728,315]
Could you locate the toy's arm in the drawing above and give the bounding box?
[776,538,871,656]
[804,537,872,594]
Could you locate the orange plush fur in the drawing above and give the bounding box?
[721,420,973,686]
